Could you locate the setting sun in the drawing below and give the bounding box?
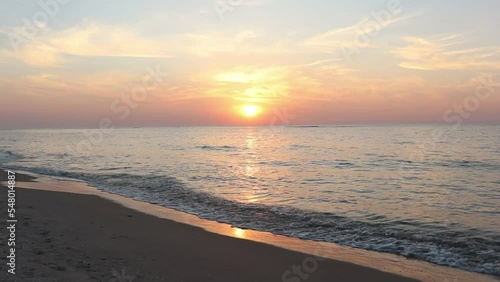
[241,105,261,118]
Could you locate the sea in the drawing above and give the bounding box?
[0,125,499,276]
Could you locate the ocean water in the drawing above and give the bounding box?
[0,125,499,276]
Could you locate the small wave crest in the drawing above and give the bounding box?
[196,145,240,152]
[437,159,500,170]
[0,149,23,164]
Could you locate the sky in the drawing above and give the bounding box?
[0,0,499,129]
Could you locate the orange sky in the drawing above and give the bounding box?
[0,0,499,128]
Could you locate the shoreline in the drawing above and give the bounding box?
[1,170,497,281]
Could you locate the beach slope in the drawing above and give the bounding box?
[0,171,419,282]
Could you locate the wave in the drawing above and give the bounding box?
[5,164,500,276]
[0,149,23,163]
[437,159,500,170]
[196,145,240,152]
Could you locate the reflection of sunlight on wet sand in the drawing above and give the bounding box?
[233,227,246,238]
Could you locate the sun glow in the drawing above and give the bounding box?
[241,105,261,118]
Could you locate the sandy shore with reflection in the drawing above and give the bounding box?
[0,170,496,282]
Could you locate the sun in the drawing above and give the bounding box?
[241,105,261,118]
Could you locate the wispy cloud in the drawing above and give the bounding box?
[209,66,290,104]
[0,42,67,67]
[0,19,278,66]
[299,11,419,54]
[393,35,500,70]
